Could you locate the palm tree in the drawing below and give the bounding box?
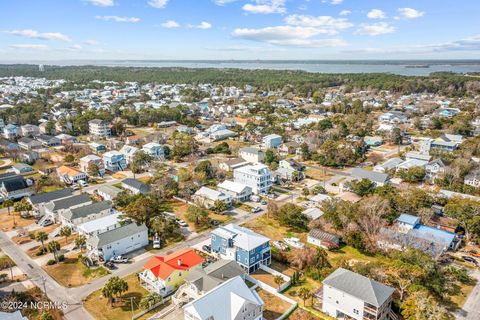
[102,283,114,306]
[273,275,284,289]
[140,292,161,309]
[4,199,13,216]
[60,226,72,244]
[75,235,86,252]
[298,287,312,307]
[35,231,48,253]
[47,240,60,262]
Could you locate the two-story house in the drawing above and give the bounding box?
[234,164,272,195]
[142,142,164,159]
[321,268,395,320]
[20,124,40,137]
[192,186,232,209]
[139,248,204,297]
[59,201,112,229]
[79,154,105,177]
[211,224,271,274]
[239,147,264,164]
[262,134,282,149]
[3,124,18,140]
[56,165,88,184]
[217,180,252,202]
[277,159,305,181]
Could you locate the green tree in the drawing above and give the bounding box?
[444,198,480,242]
[3,199,13,216]
[398,167,426,183]
[264,149,279,166]
[298,287,312,307]
[276,203,309,231]
[140,292,161,309]
[186,205,209,226]
[88,163,101,177]
[60,226,72,243]
[273,275,284,289]
[47,240,61,262]
[345,178,376,196]
[64,154,75,163]
[35,231,49,253]
[212,200,228,213]
[391,127,403,145]
[75,234,87,252]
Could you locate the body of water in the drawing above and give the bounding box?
[4,60,480,76]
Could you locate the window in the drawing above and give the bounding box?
[353,309,359,315]
[212,235,216,241]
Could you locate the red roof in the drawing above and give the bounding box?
[143,248,204,280]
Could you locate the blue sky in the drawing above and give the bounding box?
[1,0,479,60]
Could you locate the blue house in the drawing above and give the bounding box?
[3,124,18,140]
[103,151,127,172]
[211,224,271,274]
[262,134,282,149]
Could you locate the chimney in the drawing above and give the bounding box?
[178,259,182,266]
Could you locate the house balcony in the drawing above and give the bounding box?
[139,272,168,296]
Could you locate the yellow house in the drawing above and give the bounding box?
[139,248,204,296]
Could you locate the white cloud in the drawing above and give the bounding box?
[213,0,238,5]
[188,21,212,29]
[85,0,114,6]
[84,39,100,45]
[232,26,347,47]
[9,44,49,50]
[398,8,424,19]
[243,0,286,14]
[367,9,386,19]
[339,10,351,16]
[355,22,395,36]
[148,0,168,9]
[4,29,71,42]
[284,14,353,34]
[95,16,140,23]
[330,0,343,5]
[161,20,180,28]
[68,44,83,50]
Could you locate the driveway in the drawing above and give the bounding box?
[456,269,480,320]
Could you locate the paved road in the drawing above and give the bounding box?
[456,269,480,320]
[0,206,265,320]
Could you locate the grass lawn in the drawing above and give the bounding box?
[112,173,127,179]
[168,200,234,232]
[256,288,292,320]
[0,212,36,231]
[40,185,63,193]
[43,254,110,287]
[449,279,476,310]
[137,176,151,184]
[305,168,333,181]
[27,232,76,258]
[84,273,170,320]
[242,215,307,242]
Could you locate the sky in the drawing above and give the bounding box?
[1,0,480,61]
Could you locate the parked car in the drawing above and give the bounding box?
[251,195,260,202]
[78,180,88,187]
[103,261,116,270]
[72,184,79,190]
[202,245,211,253]
[260,200,267,205]
[251,207,262,213]
[284,237,305,249]
[462,256,478,265]
[177,220,188,227]
[210,219,220,226]
[272,240,289,251]
[39,219,53,227]
[110,255,129,263]
[468,250,480,257]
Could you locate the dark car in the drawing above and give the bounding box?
[210,219,220,226]
[103,261,116,270]
[462,256,478,264]
[202,245,211,253]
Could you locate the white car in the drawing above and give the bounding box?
[251,207,262,213]
[177,220,188,227]
[284,237,305,249]
[110,255,129,263]
[78,180,88,187]
[272,240,289,251]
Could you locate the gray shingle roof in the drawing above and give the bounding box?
[28,188,73,205]
[62,200,111,221]
[122,178,150,193]
[87,222,147,248]
[45,194,91,212]
[323,268,394,307]
[351,168,389,184]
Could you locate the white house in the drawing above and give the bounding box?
[79,154,105,176]
[121,178,150,195]
[217,180,252,202]
[56,166,88,184]
[59,201,112,229]
[464,169,480,188]
[88,119,111,137]
[77,212,122,237]
[234,164,272,195]
[239,147,264,164]
[192,186,232,209]
[119,145,139,164]
[262,134,282,149]
[183,276,264,320]
[96,185,123,201]
[86,222,148,261]
[321,268,395,320]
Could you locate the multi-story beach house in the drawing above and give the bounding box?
[234,164,272,195]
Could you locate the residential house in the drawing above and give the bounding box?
[302,207,324,221]
[420,138,459,154]
[0,173,32,200]
[464,170,480,188]
[378,111,408,124]
[89,142,106,154]
[425,159,446,181]
[364,136,383,147]
[88,119,111,137]
[262,134,282,149]
[142,142,165,159]
[121,178,150,195]
[20,124,40,137]
[59,201,112,229]
[183,276,263,320]
[35,134,60,147]
[307,229,340,249]
[0,139,19,151]
[211,224,271,273]
[86,221,148,261]
[79,154,105,176]
[28,188,73,217]
[18,137,42,150]
[278,141,301,156]
[119,145,139,164]
[42,194,92,222]
[103,151,127,172]
[11,163,33,174]
[139,248,204,296]
[219,157,249,172]
[57,165,88,184]
[56,133,77,144]
[277,159,305,181]
[217,180,252,202]
[321,268,395,320]
[234,164,272,195]
[77,212,121,237]
[342,168,389,190]
[192,186,232,209]
[3,124,18,139]
[238,147,264,164]
[96,185,123,201]
[126,135,143,145]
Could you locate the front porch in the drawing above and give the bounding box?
[138,271,170,297]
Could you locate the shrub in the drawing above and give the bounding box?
[29,232,36,240]
[36,248,45,256]
[0,273,8,282]
[46,260,56,266]
[58,254,65,262]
